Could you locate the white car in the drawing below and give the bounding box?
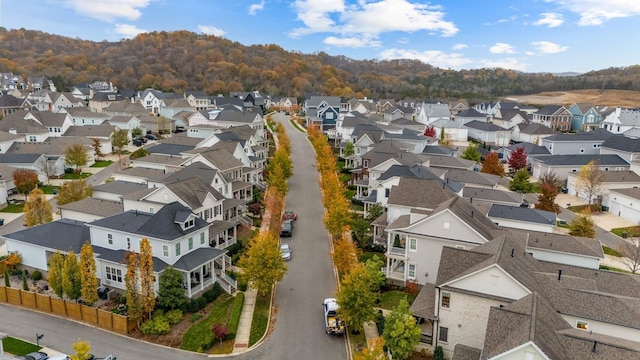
[280,243,292,261]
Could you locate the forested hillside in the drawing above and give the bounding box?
[1,27,640,101]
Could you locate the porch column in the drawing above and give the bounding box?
[199,267,204,292]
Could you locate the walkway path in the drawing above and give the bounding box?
[232,287,258,353]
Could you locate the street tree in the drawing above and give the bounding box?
[354,337,386,360]
[481,152,505,177]
[267,161,288,196]
[158,266,186,310]
[139,238,155,317]
[569,215,596,238]
[364,255,386,292]
[48,251,65,298]
[56,179,92,205]
[125,251,143,325]
[535,184,561,214]
[509,168,534,193]
[337,263,378,333]
[575,160,605,208]
[382,298,421,360]
[618,237,640,274]
[332,237,361,280]
[80,242,98,306]
[461,144,481,162]
[91,138,104,160]
[424,125,437,138]
[12,169,39,200]
[507,146,528,171]
[24,189,53,227]
[238,232,287,296]
[110,128,129,168]
[65,143,89,173]
[70,340,92,360]
[35,157,56,185]
[62,251,82,301]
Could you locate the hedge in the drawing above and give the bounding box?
[227,292,245,339]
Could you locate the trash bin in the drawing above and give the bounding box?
[0,219,4,226]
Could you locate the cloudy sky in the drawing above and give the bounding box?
[2,0,639,73]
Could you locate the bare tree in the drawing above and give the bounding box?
[35,156,57,185]
[575,160,605,208]
[618,237,640,274]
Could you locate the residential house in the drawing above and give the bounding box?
[464,120,511,147]
[462,187,523,209]
[0,154,48,182]
[107,115,142,133]
[425,155,476,171]
[131,153,185,173]
[346,98,375,114]
[0,110,55,142]
[428,117,468,142]
[62,124,115,156]
[390,118,428,135]
[335,114,376,144]
[30,111,74,138]
[442,169,500,189]
[566,170,640,208]
[569,103,601,131]
[0,93,28,116]
[600,107,640,134]
[6,137,95,175]
[0,73,26,91]
[0,131,23,154]
[531,154,630,181]
[58,198,124,222]
[158,98,194,120]
[184,91,211,111]
[137,89,182,114]
[273,96,298,111]
[230,91,271,113]
[448,100,468,116]
[88,92,125,113]
[531,105,572,131]
[497,143,551,170]
[112,167,167,184]
[137,114,175,135]
[491,108,528,130]
[416,102,451,126]
[188,107,264,136]
[608,188,640,222]
[37,92,84,112]
[540,128,613,155]
[60,107,110,126]
[304,95,341,132]
[510,123,555,144]
[383,106,415,122]
[600,134,640,163]
[0,164,18,206]
[102,101,148,117]
[453,109,486,125]
[487,204,557,233]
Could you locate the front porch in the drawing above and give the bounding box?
[209,220,238,249]
[173,247,237,298]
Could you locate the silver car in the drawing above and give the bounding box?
[280,243,292,261]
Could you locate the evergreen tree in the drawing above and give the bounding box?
[509,168,534,193]
[3,267,9,288]
[22,270,28,291]
[569,215,596,238]
[158,266,185,310]
[461,144,481,162]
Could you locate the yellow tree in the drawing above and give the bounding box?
[56,179,92,205]
[125,251,143,326]
[332,237,362,280]
[48,251,65,298]
[80,242,98,305]
[65,143,89,173]
[62,251,82,301]
[24,189,53,227]
[139,238,155,317]
[69,340,92,360]
[238,232,287,296]
[575,160,605,208]
[267,161,288,196]
[337,263,378,331]
[355,337,387,360]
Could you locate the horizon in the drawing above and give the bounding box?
[2,1,640,74]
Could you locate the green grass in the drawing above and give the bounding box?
[556,221,570,229]
[378,290,416,310]
[599,264,633,274]
[60,172,91,179]
[2,337,41,356]
[1,203,24,213]
[248,293,271,346]
[347,324,367,355]
[603,246,623,257]
[181,295,233,352]
[39,185,61,194]
[289,119,305,132]
[90,160,113,167]
[611,226,640,237]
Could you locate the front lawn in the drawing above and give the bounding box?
[1,203,24,213]
[91,160,113,167]
[249,293,271,346]
[603,246,623,257]
[611,226,640,238]
[60,172,91,179]
[378,290,416,310]
[39,185,61,194]
[181,295,234,352]
[2,337,41,356]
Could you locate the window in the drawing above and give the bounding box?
[363,160,369,168]
[443,221,450,229]
[105,267,122,282]
[188,237,193,250]
[385,188,390,198]
[455,245,465,250]
[408,263,416,279]
[149,207,155,213]
[204,208,212,220]
[107,233,113,245]
[441,293,451,309]
[29,136,36,142]
[163,244,169,257]
[326,112,334,119]
[576,320,589,330]
[185,219,194,228]
[409,238,417,251]
[200,233,205,245]
[126,237,130,249]
[176,243,181,256]
[438,326,448,342]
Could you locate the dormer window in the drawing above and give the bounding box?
[186,219,194,228]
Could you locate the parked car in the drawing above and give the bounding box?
[134,135,147,143]
[283,210,297,221]
[280,219,293,237]
[280,243,292,261]
[17,352,49,360]
[132,138,143,147]
[47,355,70,360]
[323,298,345,335]
[145,133,158,141]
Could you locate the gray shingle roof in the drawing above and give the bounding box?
[516,123,555,135]
[488,204,556,225]
[601,134,640,153]
[387,177,457,210]
[172,247,226,271]
[464,120,503,131]
[610,187,640,200]
[3,218,90,253]
[114,167,168,182]
[0,153,43,164]
[131,154,185,166]
[543,128,613,142]
[444,169,500,187]
[532,154,629,166]
[462,187,523,205]
[93,180,147,196]
[58,197,123,217]
[503,143,550,155]
[62,124,115,137]
[422,146,457,155]
[425,155,476,170]
[165,176,224,208]
[145,143,195,156]
[93,246,169,272]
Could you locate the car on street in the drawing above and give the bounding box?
[283,210,297,221]
[132,138,144,147]
[280,243,291,261]
[280,219,293,237]
[145,133,158,141]
[17,352,49,360]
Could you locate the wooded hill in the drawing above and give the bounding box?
[1,27,640,101]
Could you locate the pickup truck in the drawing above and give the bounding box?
[323,298,345,335]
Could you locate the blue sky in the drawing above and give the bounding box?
[2,0,639,73]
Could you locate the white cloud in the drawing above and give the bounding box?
[290,0,458,39]
[533,12,564,27]
[530,41,568,54]
[546,0,640,26]
[248,1,265,15]
[198,25,225,37]
[113,24,147,38]
[60,0,154,22]
[452,44,468,50]
[379,49,471,69]
[489,43,516,54]
[479,58,528,71]
[324,36,380,48]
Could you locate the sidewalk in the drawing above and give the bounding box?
[231,287,258,354]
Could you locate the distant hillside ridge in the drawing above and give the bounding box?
[1,27,640,101]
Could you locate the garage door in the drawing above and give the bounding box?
[617,203,640,224]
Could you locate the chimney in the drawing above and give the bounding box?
[592,340,597,353]
[8,128,16,135]
[471,210,474,218]
[511,248,515,257]
[558,269,562,281]
[470,197,473,203]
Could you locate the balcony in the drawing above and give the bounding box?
[386,246,407,259]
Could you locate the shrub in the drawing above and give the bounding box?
[30,270,42,281]
[226,270,237,280]
[152,309,165,319]
[364,244,385,253]
[198,337,214,352]
[189,313,203,323]
[165,309,183,325]
[227,292,245,338]
[118,295,126,304]
[22,270,28,290]
[433,346,444,360]
[375,310,385,335]
[203,283,222,303]
[237,278,248,292]
[140,317,171,335]
[187,296,207,313]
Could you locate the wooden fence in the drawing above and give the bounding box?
[0,286,136,334]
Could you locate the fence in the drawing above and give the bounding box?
[0,286,136,334]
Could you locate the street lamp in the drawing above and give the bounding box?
[36,333,44,347]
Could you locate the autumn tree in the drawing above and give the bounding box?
[481,152,505,177]
[238,232,287,296]
[507,146,528,171]
[24,189,53,227]
[56,179,92,205]
[354,337,386,360]
[539,171,562,190]
[65,143,89,173]
[111,128,129,169]
[48,251,65,298]
[91,138,104,160]
[12,169,39,200]
[62,251,82,301]
[332,237,362,280]
[535,184,561,214]
[618,236,640,274]
[125,251,143,325]
[575,160,605,208]
[461,144,481,162]
[424,125,437,138]
[509,168,534,193]
[269,146,293,179]
[569,215,596,238]
[212,323,230,344]
[337,263,378,333]
[139,238,155,317]
[80,242,98,306]
[364,255,386,292]
[157,266,186,310]
[70,340,92,360]
[382,298,421,360]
